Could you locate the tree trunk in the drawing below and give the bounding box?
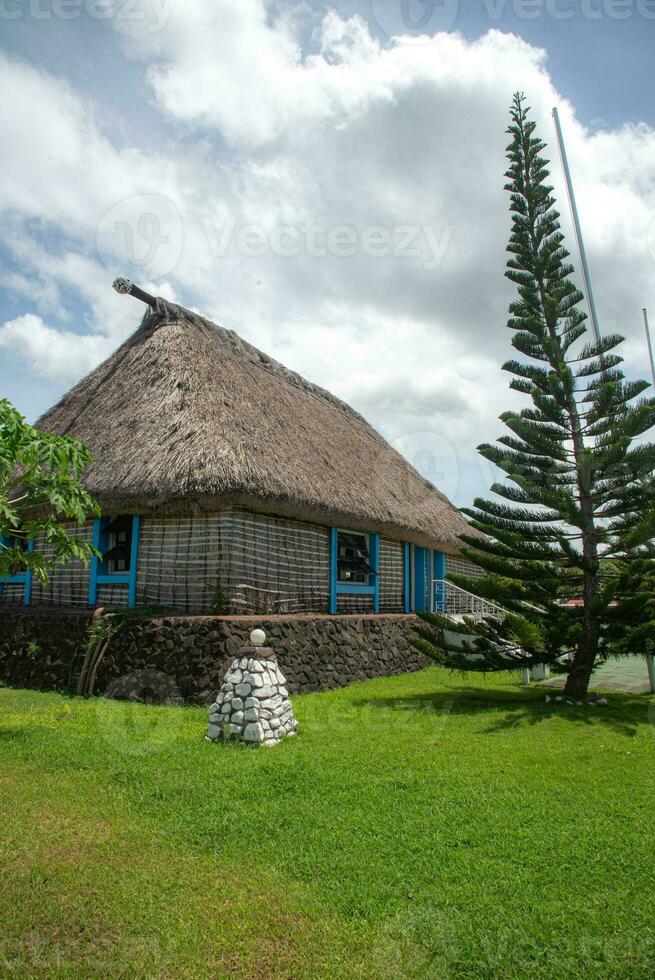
[563,662,593,699]
[564,615,599,699]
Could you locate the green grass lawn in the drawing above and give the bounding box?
[1,669,654,978]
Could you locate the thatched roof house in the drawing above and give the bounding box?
[4,294,478,616]
[39,299,469,551]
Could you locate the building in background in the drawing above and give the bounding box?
[1,298,480,615]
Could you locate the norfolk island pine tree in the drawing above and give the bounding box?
[410,94,655,699]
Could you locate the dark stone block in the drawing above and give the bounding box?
[0,609,426,703]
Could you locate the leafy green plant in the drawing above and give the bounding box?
[0,398,100,583]
[25,640,41,662]
[211,582,230,616]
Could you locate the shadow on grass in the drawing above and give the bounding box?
[0,726,35,742]
[352,686,652,738]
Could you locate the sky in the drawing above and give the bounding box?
[1,0,654,509]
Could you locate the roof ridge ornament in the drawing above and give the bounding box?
[112,277,157,308]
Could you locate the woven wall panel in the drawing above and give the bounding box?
[0,583,26,606]
[30,522,93,607]
[445,554,484,581]
[136,510,330,615]
[379,538,404,613]
[337,593,375,614]
[136,516,222,612]
[96,584,130,607]
[220,510,330,615]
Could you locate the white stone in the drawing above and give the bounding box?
[225,670,242,685]
[229,723,242,735]
[235,683,252,696]
[231,697,244,711]
[231,711,245,726]
[249,662,264,673]
[596,697,608,706]
[239,657,249,669]
[250,628,266,646]
[220,703,231,714]
[206,723,221,739]
[256,685,275,699]
[244,697,259,709]
[244,707,259,722]
[276,669,287,685]
[250,674,264,688]
[269,717,281,730]
[260,709,272,720]
[243,722,265,742]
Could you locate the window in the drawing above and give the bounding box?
[1,532,28,577]
[337,530,375,584]
[100,515,133,574]
[89,514,140,608]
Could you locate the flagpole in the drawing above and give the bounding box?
[552,107,602,347]
[642,309,655,693]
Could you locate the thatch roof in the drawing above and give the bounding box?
[37,299,472,553]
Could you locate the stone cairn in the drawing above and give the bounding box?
[205,628,298,747]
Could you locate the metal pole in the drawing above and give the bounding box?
[552,107,602,347]
[643,308,655,386]
[642,309,655,694]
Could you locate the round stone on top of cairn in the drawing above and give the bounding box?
[205,629,298,747]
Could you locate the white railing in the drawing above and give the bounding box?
[431,579,505,621]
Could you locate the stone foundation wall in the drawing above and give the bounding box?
[0,610,427,704]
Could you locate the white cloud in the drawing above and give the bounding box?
[1,5,655,503]
[0,315,114,382]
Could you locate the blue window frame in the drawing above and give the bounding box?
[89,514,140,608]
[0,534,34,606]
[403,542,411,613]
[433,550,446,612]
[329,528,379,614]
